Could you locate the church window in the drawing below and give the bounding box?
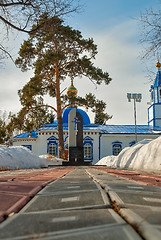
[112,142,122,156]
[84,143,92,159]
[155,89,158,103]
[151,91,153,102]
[113,145,121,156]
[48,143,56,156]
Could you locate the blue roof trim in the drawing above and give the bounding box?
[153,70,161,88]
[47,136,58,141]
[38,124,161,134]
[13,131,37,139]
[13,124,161,140]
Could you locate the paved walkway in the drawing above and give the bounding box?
[92,166,161,187]
[0,167,75,223]
[0,167,161,239]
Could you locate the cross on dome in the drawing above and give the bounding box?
[156,52,161,69]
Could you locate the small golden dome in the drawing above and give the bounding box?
[67,79,77,97]
[156,60,161,68]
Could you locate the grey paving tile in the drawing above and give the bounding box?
[126,204,161,225]
[0,209,123,239]
[23,190,105,212]
[39,182,98,194]
[41,224,142,240]
[114,191,161,207]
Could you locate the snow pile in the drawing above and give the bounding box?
[39,154,63,166]
[96,137,161,172]
[0,145,47,170]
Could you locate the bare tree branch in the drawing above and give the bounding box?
[139,5,161,58]
[0,0,81,60]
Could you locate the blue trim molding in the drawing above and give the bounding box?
[47,136,58,141]
[129,141,136,147]
[64,135,68,142]
[22,145,32,151]
[64,144,68,149]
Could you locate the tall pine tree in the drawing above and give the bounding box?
[15,14,112,158]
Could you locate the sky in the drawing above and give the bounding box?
[0,0,161,125]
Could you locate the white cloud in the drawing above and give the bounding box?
[80,19,153,125]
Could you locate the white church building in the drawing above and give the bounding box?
[11,61,161,165]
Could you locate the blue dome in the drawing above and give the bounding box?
[63,107,90,125]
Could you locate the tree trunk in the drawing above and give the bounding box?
[55,64,65,159]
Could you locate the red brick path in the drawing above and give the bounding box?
[91,166,161,187]
[0,167,75,223]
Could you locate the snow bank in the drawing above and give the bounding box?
[96,137,161,172]
[0,145,47,170]
[39,154,63,166]
[96,155,116,166]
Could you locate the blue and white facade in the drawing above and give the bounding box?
[148,61,161,129]
[11,62,161,165]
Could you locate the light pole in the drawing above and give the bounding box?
[127,93,142,143]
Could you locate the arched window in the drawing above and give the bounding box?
[47,136,58,156]
[112,141,122,156]
[84,143,92,159]
[48,143,56,156]
[113,145,121,156]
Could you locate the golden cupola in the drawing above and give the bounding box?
[156,52,161,69]
[67,78,78,97]
[156,59,161,69]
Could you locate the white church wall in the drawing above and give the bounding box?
[12,139,38,154]
[99,134,159,161]
[100,134,133,158]
[100,135,113,159]
[33,136,45,155]
[37,132,60,155]
[12,131,160,165]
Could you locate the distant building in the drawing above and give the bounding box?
[11,62,161,165]
[148,60,161,129]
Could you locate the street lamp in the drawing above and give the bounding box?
[127,93,142,143]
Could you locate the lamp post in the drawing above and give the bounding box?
[127,93,142,143]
